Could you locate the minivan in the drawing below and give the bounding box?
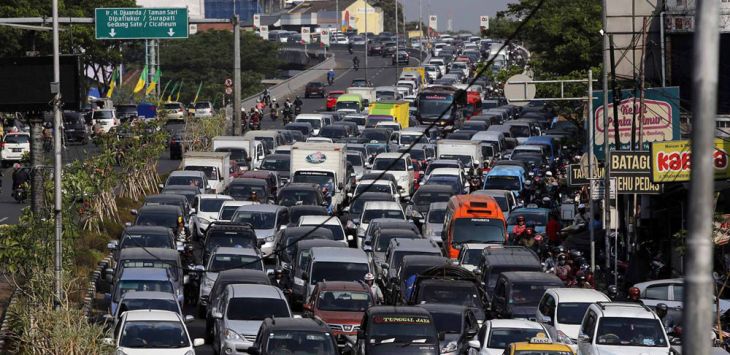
[304,247,371,300]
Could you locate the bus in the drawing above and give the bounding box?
[442,194,507,259]
[416,88,466,130]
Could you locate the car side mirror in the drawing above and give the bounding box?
[467,339,480,349]
[578,334,591,343]
[301,272,309,281]
[211,310,223,319]
[130,209,138,216]
[107,240,118,251]
[190,208,196,215]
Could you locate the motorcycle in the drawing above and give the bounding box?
[294,105,302,116]
[282,106,293,124]
[353,62,359,71]
[270,107,279,121]
[348,46,353,55]
[12,186,27,203]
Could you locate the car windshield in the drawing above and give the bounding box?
[120,233,172,249]
[135,212,179,229]
[351,198,385,216]
[356,183,391,195]
[481,145,495,158]
[406,149,427,161]
[232,211,276,229]
[164,103,181,110]
[365,144,388,156]
[290,209,327,225]
[215,148,248,162]
[116,280,173,300]
[261,157,290,171]
[417,283,480,307]
[337,102,360,111]
[362,209,404,223]
[266,330,336,354]
[200,198,227,213]
[228,184,266,200]
[428,209,446,223]
[298,118,322,129]
[344,115,366,125]
[452,218,505,244]
[300,224,344,241]
[507,212,547,226]
[208,254,261,272]
[369,315,437,343]
[375,235,418,252]
[362,130,389,143]
[462,249,483,266]
[510,125,531,138]
[119,299,178,315]
[205,232,256,253]
[167,176,204,189]
[372,158,406,171]
[510,284,556,306]
[320,127,346,139]
[310,261,369,283]
[119,321,189,349]
[226,297,290,320]
[292,172,334,188]
[256,136,275,150]
[413,191,452,208]
[317,290,370,312]
[596,317,667,347]
[439,154,473,166]
[4,134,29,144]
[430,312,463,334]
[492,196,509,212]
[366,116,393,128]
[484,176,520,191]
[425,176,460,193]
[195,102,210,109]
[487,328,545,349]
[418,99,453,118]
[279,190,319,207]
[400,134,427,145]
[425,163,459,176]
[347,154,364,167]
[556,302,592,325]
[184,166,218,180]
[219,206,241,221]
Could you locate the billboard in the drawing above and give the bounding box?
[593,87,681,159]
[651,139,730,183]
[609,151,663,194]
[0,56,82,112]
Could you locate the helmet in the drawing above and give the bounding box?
[364,273,375,281]
[525,180,532,186]
[274,268,283,276]
[542,196,551,203]
[272,98,277,102]
[546,171,553,177]
[552,245,565,255]
[628,287,641,299]
[557,254,567,262]
[656,303,668,312]
[13,163,21,170]
[607,285,618,297]
[517,215,525,222]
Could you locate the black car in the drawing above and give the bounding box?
[368,41,384,56]
[249,318,338,355]
[202,222,258,264]
[168,130,188,160]
[418,304,479,355]
[475,246,542,309]
[318,125,349,142]
[272,226,335,269]
[343,192,396,235]
[381,42,397,57]
[132,205,185,241]
[392,51,410,65]
[226,178,271,202]
[284,122,314,137]
[354,306,439,355]
[287,205,329,227]
[277,183,327,208]
[490,271,564,320]
[259,154,291,186]
[407,265,487,323]
[405,185,453,225]
[160,185,199,205]
[305,81,326,98]
[62,111,90,144]
[392,255,449,304]
[116,104,138,123]
[110,225,176,262]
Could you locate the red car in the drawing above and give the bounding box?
[303,281,372,339]
[326,90,345,111]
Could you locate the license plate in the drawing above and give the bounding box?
[12,148,21,152]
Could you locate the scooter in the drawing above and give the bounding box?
[294,105,302,116]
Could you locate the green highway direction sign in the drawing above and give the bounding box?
[95,8,189,40]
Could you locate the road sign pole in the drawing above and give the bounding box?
[587,69,595,274]
[233,15,242,135]
[52,0,63,308]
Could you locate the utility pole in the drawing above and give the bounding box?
[395,0,399,79]
[419,0,423,63]
[601,0,611,273]
[52,0,63,307]
[587,69,595,273]
[609,35,621,151]
[233,15,242,135]
[336,0,340,33]
[685,0,719,353]
[365,1,368,82]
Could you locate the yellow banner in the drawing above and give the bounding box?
[650,138,730,182]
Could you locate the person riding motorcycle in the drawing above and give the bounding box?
[293,96,303,115]
[573,204,589,227]
[655,303,678,335]
[364,273,383,305]
[269,98,280,120]
[554,254,573,283]
[327,68,336,86]
[11,163,29,202]
[627,287,643,304]
[249,108,261,130]
[282,98,293,123]
[352,56,360,71]
[511,215,527,243]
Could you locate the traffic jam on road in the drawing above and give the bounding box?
[88,32,690,355]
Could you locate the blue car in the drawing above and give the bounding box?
[107,267,177,316]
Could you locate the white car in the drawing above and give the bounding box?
[423,167,469,194]
[297,215,351,244]
[370,152,415,200]
[353,179,399,201]
[634,277,730,314]
[457,243,500,272]
[356,200,406,246]
[91,109,119,134]
[108,309,203,354]
[217,200,258,222]
[467,319,557,355]
[577,302,671,355]
[190,194,233,239]
[200,247,264,304]
[306,137,333,143]
[163,102,187,120]
[0,132,30,164]
[536,288,611,342]
[194,101,214,118]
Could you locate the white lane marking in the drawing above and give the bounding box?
[0,217,8,224]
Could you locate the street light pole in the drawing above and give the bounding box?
[233,15,242,135]
[395,0,399,80]
[601,0,611,273]
[365,2,368,82]
[419,0,423,63]
[52,0,63,307]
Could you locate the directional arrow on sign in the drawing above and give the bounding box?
[167,28,175,37]
[109,28,116,37]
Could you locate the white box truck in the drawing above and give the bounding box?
[436,139,482,172]
[290,142,349,212]
[346,87,376,106]
[181,151,231,194]
[212,136,266,171]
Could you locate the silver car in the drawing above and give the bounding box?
[230,204,289,256]
[423,202,448,245]
[199,247,264,304]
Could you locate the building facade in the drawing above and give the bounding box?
[342,0,383,34]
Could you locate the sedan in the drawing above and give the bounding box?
[108,310,203,354]
[305,82,326,98]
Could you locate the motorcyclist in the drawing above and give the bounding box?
[249,108,261,130]
[606,285,619,301]
[554,254,573,283]
[327,68,336,86]
[348,41,353,54]
[282,98,293,123]
[352,56,360,71]
[293,96,303,114]
[573,204,589,227]
[270,98,279,120]
[655,303,678,335]
[364,273,383,305]
[248,191,260,202]
[272,268,292,295]
[511,215,527,243]
[627,287,643,304]
[11,163,29,191]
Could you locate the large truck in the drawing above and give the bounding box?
[290,142,349,212]
[436,139,482,172]
[211,136,266,171]
[401,66,427,87]
[368,101,410,129]
[181,151,231,193]
[346,87,376,106]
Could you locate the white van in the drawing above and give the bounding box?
[294,114,326,136]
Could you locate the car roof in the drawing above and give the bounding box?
[119,247,179,261]
[633,278,683,290]
[363,201,402,210]
[138,205,182,214]
[389,238,440,252]
[261,317,329,332]
[317,281,370,292]
[122,225,172,235]
[216,269,271,284]
[415,184,454,193]
[401,254,448,266]
[123,309,181,322]
[119,267,170,280]
[120,291,177,301]
[310,247,368,262]
[298,215,343,226]
[429,168,462,176]
[144,194,187,203]
[280,182,321,191]
[228,284,286,299]
[296,239,347,250]
[375,152,408,159]
[547,288,611,303]
[220,200,257,208]
[169,170,205,177]
[230,178,267,186]
[212,246,259,256]
[482,246,541,267]
[591,302,658,319]
[427,202,448,210]
[417,303,469,314]
[197,194,233,200]
[234,204,284,212]
[500,271,563,284]
[488,319,545,329]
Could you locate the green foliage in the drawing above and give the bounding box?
[159,30,280,105]
[487,0,602,77]
[370,0,404,34]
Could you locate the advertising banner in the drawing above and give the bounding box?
[609,151,663,194]
[593,87,681,159]
[650,139,730,183]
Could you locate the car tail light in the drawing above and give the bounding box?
[0,142,4,149]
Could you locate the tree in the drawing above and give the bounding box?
[158,30,280,106]
[370,0,404,34]
[487,0,602,77]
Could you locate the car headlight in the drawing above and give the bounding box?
[264,235,274,243]
[225,328,242,341]
[556,329,574,345]
[198,217,210,227]
[441,341,458,353]
[294,277,305,286]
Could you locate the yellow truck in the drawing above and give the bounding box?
[401,66,427,87]
[368,101,410,129]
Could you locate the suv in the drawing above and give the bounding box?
[390,255,448,304]
[355,306,439,355]
[476,246,542,309]
[109,310,203,353]
[189,194,233,240]
[202,222,258,264]
[491,271,564,320]
[418,303,479,355]
[577,302,670,355]
[305,81,327,98]
[536,288,611,342]
[367,229,422,280]
[277,182,327,208]
[248,317,338,355]
[62,111,90,144]
[407,265,486,323]
[304,247,371,301]
[0,132,30,165]
[303,281,372,341]
[381,238,442,291]
[289,239,348,308]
